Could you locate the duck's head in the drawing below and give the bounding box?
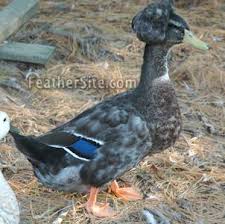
[0,112,10,141]
[132,0,209,50]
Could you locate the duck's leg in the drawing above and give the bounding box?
[86,187,116,217]
[109,180,142,201]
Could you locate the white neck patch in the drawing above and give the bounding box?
[153,64,170,84]
[157,72,170,82]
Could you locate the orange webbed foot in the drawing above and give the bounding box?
[86,187,116,218]
[109,180,143,201]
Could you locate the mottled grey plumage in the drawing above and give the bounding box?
[10,0,187,193]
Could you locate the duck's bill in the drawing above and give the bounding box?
[183,29,209,50]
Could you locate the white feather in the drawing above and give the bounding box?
[0,171,20,224]
[72,131,104,145]
[50,145,90,162]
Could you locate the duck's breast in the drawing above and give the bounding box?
[138,81,182,151]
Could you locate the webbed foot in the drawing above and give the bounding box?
[86,187,116,218]
[109,180,142,201]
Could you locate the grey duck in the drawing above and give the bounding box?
[10,0,208,217]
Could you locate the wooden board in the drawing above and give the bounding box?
[0,42,55,65]
[0,0,39,43]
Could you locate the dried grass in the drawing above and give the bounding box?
[0,0,225,223]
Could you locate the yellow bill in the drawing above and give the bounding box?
[183,29,209,50]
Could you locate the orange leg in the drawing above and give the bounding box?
[86,187,116,217]
[109,180,142,201]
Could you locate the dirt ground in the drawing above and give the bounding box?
[0,0,225,223]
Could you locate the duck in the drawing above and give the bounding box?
[9,0,208,218]
[0,112,20,224]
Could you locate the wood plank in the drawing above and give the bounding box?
[0,42,55,65]
[0,0,39,43]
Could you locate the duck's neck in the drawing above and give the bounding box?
[135,44,170,95]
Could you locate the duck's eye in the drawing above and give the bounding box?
[3,118,6,122]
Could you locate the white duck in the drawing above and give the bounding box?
[0,111,20,224]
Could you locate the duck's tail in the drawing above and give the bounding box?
[9,128,63,165]
[10,129,44,163]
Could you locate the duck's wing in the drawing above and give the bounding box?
[49,103,152,187]
[81,113,152,187]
